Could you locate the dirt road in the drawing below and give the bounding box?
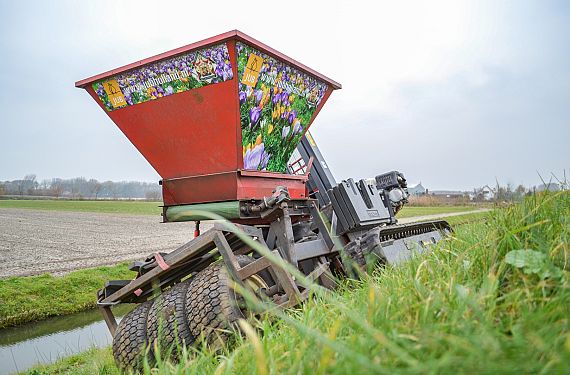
[0,208,208,278]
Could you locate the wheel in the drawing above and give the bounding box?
[146,280,195,360]
[185,256,268,346]
[112,300,152,371]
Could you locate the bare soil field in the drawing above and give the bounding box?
[0,208,208,278]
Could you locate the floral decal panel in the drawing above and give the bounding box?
[92,43,233,111]
[237,42,329,173]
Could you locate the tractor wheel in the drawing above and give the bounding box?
[112,300,153,371]
[146,280,195,360]
[185,256,268,346]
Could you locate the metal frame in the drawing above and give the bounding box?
[98,201,336,336]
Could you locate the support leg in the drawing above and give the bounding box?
[99,305,118,337]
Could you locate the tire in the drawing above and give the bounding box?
[146,280,195,359]
[112,300,152,371]
[185,256,257,346]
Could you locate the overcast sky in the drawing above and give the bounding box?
[0,0,568,190]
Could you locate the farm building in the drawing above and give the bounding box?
[408,183,427,196]
[471,185,495,201]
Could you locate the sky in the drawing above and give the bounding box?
[0,0,568,190]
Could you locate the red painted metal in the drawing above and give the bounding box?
[161,171,307,206]
[77,31,340,207]
[86,80,238,179]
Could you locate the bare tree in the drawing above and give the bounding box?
[50,178,64,198]
[24,174,37,195]
[91,179,102,199]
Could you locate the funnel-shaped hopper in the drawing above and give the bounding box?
[76,30,340,206]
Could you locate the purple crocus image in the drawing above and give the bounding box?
[222,64,233,81]
[292,119,303,135]
[239,91,247,104]
[249,107,261,125]
[95,84,105,97]
[243,143,270,170]
[288,110,297,124]
[282,125,290,139]
[254,89,263,104]
[165,86,174,96]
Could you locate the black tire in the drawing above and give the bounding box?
[146,280,195,359]
[112,300,152,371]
[185,256,256,345]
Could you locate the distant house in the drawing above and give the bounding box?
[472,185,495,201]
[408,182,427,196]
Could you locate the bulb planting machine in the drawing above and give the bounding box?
[76,30,451,369]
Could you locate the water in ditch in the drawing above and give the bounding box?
[0,304,134,375]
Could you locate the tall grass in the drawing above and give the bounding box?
[24,192,569,374]
[151,192,569,374]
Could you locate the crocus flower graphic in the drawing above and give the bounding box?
[288,110,297,124]
[125,93,133,106]
[165,86,174,96]
[272,93,280,104]
[254,89,263,104]
[243,143,270,170]
[282,126,290,139]
[292,119,303,135]
[249,107,261,126]
[222,65,233,81]
[239,91,247,104]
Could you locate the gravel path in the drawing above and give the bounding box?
[0,208,210,278]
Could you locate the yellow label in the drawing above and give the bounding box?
[306,131,316,147]
[241,53,263,87]
[102,79,126,108]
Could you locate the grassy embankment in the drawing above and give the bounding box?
[0,264,135,329]
[24,192,569,374]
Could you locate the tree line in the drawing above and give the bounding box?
[0,175,162,200]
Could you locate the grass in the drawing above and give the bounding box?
[0,264,135,328]
[397,205,480,218]
[22,192,569,374]
[0,199,162,215]
[24,348,118,375]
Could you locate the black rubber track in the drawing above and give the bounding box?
[146,280,195,360]
[185,256,254,345]
[112,300,153,371]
